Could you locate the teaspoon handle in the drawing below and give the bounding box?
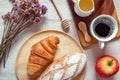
[84,32,91,42]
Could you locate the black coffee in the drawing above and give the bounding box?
[95,23,110,37]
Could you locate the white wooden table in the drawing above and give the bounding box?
[0,0,120,80]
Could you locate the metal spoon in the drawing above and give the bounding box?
[78,21,91,42]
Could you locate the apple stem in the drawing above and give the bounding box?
[109,59,113,66]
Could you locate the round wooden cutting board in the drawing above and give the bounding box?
[16,30,86,80]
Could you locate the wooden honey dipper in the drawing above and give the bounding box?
[51,0,70,31]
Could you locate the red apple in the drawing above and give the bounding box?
[95,55,119,78]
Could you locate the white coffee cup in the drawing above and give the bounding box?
[72,0,94,17]
[90,14,118,49]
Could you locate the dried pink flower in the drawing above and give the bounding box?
[0,0,47,67]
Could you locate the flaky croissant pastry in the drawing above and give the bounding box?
[27,35,59,78]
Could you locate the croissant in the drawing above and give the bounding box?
[27,35,59,79]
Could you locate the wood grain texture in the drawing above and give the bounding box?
[68,0,120,47]
[16,30,86,80]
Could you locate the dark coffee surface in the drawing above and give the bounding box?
[68,0,120,47]
[95,23,110,37]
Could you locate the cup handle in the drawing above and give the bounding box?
[99,41,105,49]
[72,0,78,3]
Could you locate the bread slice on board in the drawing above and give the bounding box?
[16,30,86,80]
[37,53,87,80]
